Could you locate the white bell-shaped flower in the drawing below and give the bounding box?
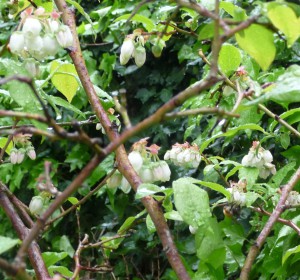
[120,37,135,65]
[56,25,73,48]
[9,32,25,55]
[22,18,42,38]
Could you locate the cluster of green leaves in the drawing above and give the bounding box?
[1,0,300,279]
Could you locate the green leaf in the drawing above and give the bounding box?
[34,0,53,12]
[0,137,13,155]
[235,24,276,70]
[66,0,96,39]
[146,214,156,233]
[48,266,73,277]
[173,178,211,228]
[164,210,183,221]
[282,245,300,265]
[195,217,226,269]
[218,44,241,76]
[42,252,68,267]
[118,217,136,234]
[267,3,300,48]
[270,108,300,132]
[220,1,247,21]
[46,95,85,117]
[52,236,75,258]
[239,167,259,188]
[246,65,300,107]
[271,162,296,186]
[195,180,231,200]
[67,197,80,210]
[135,183,172,199]
[114,14,155,32]
[199,124,266,153]
[0,236,21,255]
[50,61,80,103]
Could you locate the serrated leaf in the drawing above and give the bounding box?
[218,44,241,76]
[114,14,155,32]
[235,24,276,70]
[173,178,211,228]
[267,3,300,48]
[199,124,266,153]
[0,137,13,155]
[0,236,21,255]
[50,61,80,103]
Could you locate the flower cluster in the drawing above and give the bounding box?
[107,138,171,193]
[9,7,73,61]
[227,180,247,206]
[285,191,300,208]
[10,133,36,164]
[241,141,276,179]
[29,193,51,216]
[164,142,201,169]
[120,30,147,68]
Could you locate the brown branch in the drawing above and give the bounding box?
[0,258,32,280]
[0,183,50,279]
[15,155,102,263]
[240,167,300,279]
[250,206,300,236]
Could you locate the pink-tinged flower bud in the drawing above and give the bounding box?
[10,148,18,164]
[22,18,42,37]
[42,34,59,56]
[17,149,25,164]
[107,172,122,189]
[9,32,25,54]
[27,147,36,160]
[29,196,44,215]
[120,37,135,65]
[128,151,143,171]
[56,25,73,48]
[134,45,146,67]
[47,19,60,33]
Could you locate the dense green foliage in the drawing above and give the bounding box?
[0,0,300,279]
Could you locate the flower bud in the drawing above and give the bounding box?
[29,196,44,215]
[139,166,153,183]
[120,177,131,194]
[47,19,60,33]
[26,35,44,52]
[42,34,59,56]
[24,58,40,78]
[26,146,36,160]
[10,148,18,164]
[134,45,146,67]
[9,32,25,55]
[128,151,143,171]
[22,18,42,37]
[107,172,122,189]
[120,37,135,65]
[17,148,25,164]
[56,25,73,48]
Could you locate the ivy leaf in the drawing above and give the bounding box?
[235,24,276,70]
[267,3,300,48]
[173,178,211,228]
[218,44,241,76]
[0,236,21,255]
[50,61,80,103]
